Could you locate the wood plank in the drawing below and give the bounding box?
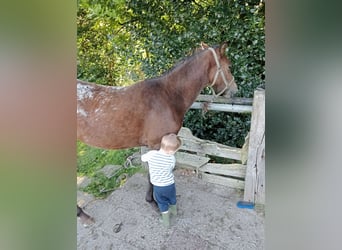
[196,95,253,105]
[255,134,265,204]
[199,163,246,179]
[243,89,265,204]
[200,173,245,189]
[240,132,250,165]
[190,102,252,113]
[177,127,242,161]
[175,151,209,170]
[178,127,194,138]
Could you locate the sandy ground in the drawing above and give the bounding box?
[77,169,264,249]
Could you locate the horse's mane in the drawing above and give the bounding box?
[159,47,206,78]
[161,45,221,78]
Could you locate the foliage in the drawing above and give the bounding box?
[77,0,145,85]
[184,110,251,148]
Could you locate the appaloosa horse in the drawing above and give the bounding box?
[77,43,238,222]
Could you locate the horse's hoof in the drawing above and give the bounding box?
[145,197,153,203]
[78,212,95,227]
[150,201,159,212]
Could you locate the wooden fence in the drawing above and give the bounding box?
[175,89,265,205]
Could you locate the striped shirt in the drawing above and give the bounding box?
[141,150,175,187]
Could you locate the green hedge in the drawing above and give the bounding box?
[184,110,251,148]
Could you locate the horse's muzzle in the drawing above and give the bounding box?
[223,85,238,98]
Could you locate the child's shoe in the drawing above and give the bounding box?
[160,211,170,228]
[169,204,177,216]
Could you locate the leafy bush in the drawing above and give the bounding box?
[183,110,251,148]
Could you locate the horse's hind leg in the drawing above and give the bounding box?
[77,205,95,226]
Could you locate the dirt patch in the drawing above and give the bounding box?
[77,169,264,249]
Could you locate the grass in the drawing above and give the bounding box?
[77,141,139,176]
[82,166,144,198]
[77,141,144,198]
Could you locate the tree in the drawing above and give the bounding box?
[77,0,144,85]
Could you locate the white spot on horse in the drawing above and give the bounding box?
[77,107,88,117]
[109,85,125,91]
[77,82,94,101]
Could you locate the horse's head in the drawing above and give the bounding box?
[203,42,238,98]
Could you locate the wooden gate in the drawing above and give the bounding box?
[175,89,265,205]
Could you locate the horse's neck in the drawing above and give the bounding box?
[164,52,210,109]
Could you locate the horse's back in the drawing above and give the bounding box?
[77,80,143,148]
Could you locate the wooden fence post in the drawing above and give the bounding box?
[243,89,265,205]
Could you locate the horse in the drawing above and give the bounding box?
[77,43,238,223]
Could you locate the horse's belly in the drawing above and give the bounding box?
[77,114,143,149]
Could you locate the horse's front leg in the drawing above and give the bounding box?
[141,146,158,209]
[145,172,154,202]
[145,172,159,212]
[141,146,154,202]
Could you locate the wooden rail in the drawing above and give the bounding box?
[177,127,242,161]
[176,127,247,190]
[176,90,265,204]
[190,102,252,113]
[190,95,253,113]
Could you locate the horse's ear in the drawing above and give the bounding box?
[220,42,228,55]
[200,42,209,50]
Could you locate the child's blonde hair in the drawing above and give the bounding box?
[160,133,182,153]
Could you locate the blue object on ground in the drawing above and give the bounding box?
[237,201,255,209]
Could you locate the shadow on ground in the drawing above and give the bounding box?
[77,169,264,250]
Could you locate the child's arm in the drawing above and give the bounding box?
[141,150,153,162]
